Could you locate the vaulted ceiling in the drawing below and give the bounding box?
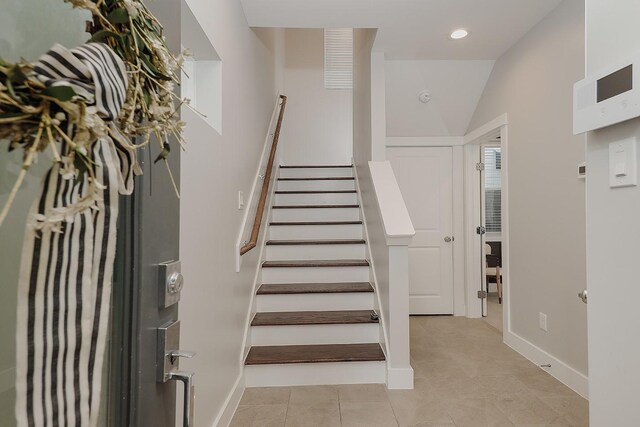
[241,0,563,59]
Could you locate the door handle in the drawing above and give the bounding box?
[578,289,588,304]
[444,236,453,243]
[169,371,195,427]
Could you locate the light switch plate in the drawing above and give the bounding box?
[609,137,637,188]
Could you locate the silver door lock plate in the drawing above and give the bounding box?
[159,260,183,308]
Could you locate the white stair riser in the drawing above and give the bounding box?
[245,361,386,387]
[269,224,363,240]
[251,324,379,346]
[266,244,366,261]
[271,207,360,222]
[279,168,353,178]
[274,193,358,206]
[256,292,374,312]
[277,180,355,191]
[261,266,370,283]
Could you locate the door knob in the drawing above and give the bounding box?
[578,290,588,304]
[444,236,453,243]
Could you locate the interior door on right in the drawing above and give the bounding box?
[387,147,454,314]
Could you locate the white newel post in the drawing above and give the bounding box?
[367,161,415,389]
[386,243,413,389]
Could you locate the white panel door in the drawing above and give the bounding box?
[387,147,454,314]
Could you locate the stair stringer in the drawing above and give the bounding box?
[240,165,282,364]
[352,161,392,385]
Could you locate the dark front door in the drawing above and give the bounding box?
[111,1,185,426]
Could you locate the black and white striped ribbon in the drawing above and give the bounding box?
[33,42,128,121]
[16,43,133,427]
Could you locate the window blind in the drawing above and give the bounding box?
[324,28,353,89]
[484,147,502,233]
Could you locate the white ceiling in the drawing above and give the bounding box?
[241,0,564,59]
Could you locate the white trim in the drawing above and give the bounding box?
[463,113,508,144]
[500,124,511,336]
[213,372,246,427]
[386,367,414,390]
[504,331,589,399]
[452,146,466,316]
[371,52,387,161]
[368,161,416,245]
[386,136,465,147]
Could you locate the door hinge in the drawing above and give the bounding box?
[477,290,488,299]
[476,162,485,171]
[476,226,486,235]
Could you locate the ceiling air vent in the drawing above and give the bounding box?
[324,28,353,90]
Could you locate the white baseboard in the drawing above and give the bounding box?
[213,372,246,427]
[504,331,589,399]
[386,366,414,390]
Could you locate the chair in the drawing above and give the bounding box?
[485,243,502,304]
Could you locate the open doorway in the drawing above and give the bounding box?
[480,141,503,331]
[464,120,509,333]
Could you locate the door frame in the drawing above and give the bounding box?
[463,114,510,336]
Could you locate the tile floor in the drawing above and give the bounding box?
[230,316,588,427]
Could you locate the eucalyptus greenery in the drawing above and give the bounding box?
[0,0,187,226]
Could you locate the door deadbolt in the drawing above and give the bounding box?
[168,272,184,294]
[159,261,183,308]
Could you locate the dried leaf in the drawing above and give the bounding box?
[153,142,170,164]
[42,86,77,102]
[90,29,122,43]
[107,8,129,24]
[7,65,27,84]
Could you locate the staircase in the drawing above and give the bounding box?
[244,165,386,387]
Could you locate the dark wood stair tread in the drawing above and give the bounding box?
[245,343,385,365]
[280,165,353,169]
[272,205,359,209]
[252,310,379,326]
[275,190,356,194]
[266,239,365,246]
[262,259,369,268]
[257,282,374,295]
[269,221,362,226]
[278,177,355,181]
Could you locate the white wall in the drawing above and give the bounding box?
[279,29,353,166]
[385,60,494,137]
[178,0,280,425]
[468,0,588,379]
[585,0,640,424]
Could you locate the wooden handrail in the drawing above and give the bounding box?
[240,95,288,255]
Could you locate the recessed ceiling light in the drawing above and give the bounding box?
[450,29,469,40]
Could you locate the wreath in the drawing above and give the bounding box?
[0,0,188,226]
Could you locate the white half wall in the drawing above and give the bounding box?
[585,0,640,424]
[279,29,353,166]
[178,0,280,425]
[468,0,588,384]
[385,60,495,137]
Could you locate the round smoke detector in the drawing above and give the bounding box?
[418,90,432,104]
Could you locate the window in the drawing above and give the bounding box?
[324,28,353,89]
[484,147,502,233]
